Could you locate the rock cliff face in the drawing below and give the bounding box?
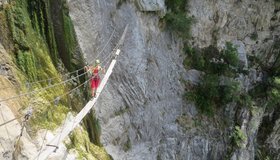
[189,0,280,159]
[68,0,280,159]
[68,0,187,159]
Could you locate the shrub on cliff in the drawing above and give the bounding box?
[185,43,248,115]
[231,126,247,148]
[164,0,192,38]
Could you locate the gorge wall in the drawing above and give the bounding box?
[69,0,280,160]
[0,0,280,159]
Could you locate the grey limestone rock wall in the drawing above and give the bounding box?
[68,1,188,159]
[136,0,165,12]
[68,0,280,159]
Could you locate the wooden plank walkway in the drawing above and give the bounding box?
[36,25,128,160]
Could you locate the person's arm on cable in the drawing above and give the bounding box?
[84,63,92,72]
[84,65,89,72]
[102,67,106,74]
[100,66,105,74]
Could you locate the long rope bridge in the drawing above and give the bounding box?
[0,25,128,160]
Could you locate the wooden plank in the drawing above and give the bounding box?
[36,25,128,159]
[37,49,120,160]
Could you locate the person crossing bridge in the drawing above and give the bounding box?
[84,59,105,97]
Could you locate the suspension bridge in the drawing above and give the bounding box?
[0,25,128,160]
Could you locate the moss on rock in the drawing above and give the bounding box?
[66,127,112,160]
[0,0,107,158]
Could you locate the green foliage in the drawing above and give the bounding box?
[165,0,188,12]
[187,74,219,116]
[183,47,204,70]
[16,50,37,80]
[164,0,192,39]
[4,0,74,132]
[27,0,59,65]
[3,0,103,156]
[250,32,258,41]
[66,128,112,160]
[266,77,280,108]
[247,38,280,110]
[164,12,192,38]
[5,0,59,81]
[219,80,241,104]
[223,42,239,68]
[0,7,11,47]
[83,115,103,147]
[256,149,272,160]
[185,42,239,72]
[48,0,81,72]
[30,103,69,130]
[185,43,239,76]
[6,4,29,50]
[231,126,247,148]
[185,43,252,115]
[187,74,241,115]
[237,93,253,108]
[62,10,77,70]
[261,39,280,109]
[92,117,102,146]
